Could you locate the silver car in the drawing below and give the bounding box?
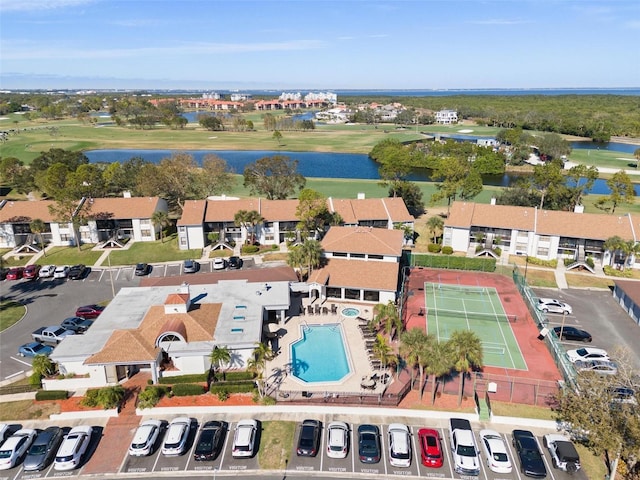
[162,417,192,456]
[537,298,572,315]
[574,359,618,375]
[23,427,64,471]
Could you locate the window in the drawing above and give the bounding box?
[363,290,380,302]
[264,233,274,242]
[60,233,71,241]
[537,247,549,256]
[351,253,365,259]
[333,252,347,257]
[180,237,187,246]
[538,235,551,243]
[344,288,360,300]
[326,287,341,299]
[230,328,244,334]
[369,254,383,260]
[141,229,151,237]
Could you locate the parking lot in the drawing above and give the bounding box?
[533,288,640,371]
[4,415,586,480]
[0,258,256,382]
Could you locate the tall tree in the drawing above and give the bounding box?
[243,155,306,200]
[430,158,483,214]
[565,164,599,210]
[48,196,90,251]
[532,161,565,209]
[29,218,47,256]
[197,154,236,196]
[234,209,264,244]
[536,133,572,161]
[295,189,330,238]
[272,130,283,146]
[400,328,430,395]
[595,170,635,214]
[391,181,425,217]
[447,330,483,406]
[299,239,323,277]
[151,210,170,243]
[423,340,453,405]
[373,301,402,339]
[209,345,231,379]
[371,334,397,371]
[246,342,275,399]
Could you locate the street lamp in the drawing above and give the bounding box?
[524,255,529,280]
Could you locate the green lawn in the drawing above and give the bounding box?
[44,244,103,266]
[257,421,296,470]
[0,300,26,331]
[108,235,201,265]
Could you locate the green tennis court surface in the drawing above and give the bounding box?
[424,283,527,370]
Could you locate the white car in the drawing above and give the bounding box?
[326,422,349,459]
[53,265,70,279]
[213,258,226,270]
[54,425,92,471]
[38,265,56,278]
[162,417,193,456]
[536,298,572,315]
[388,423,411,468]
[479,429,512,474]
[543,434,581,473]
[567,347,609,363]
[0,424,10,444]
[575,359,618,375]
[129,419,162,456]
[0,428,36,470]
[232,419,258,458]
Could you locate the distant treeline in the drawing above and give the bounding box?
[340,94,640,141]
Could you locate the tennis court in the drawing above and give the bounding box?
[424,282,527,370]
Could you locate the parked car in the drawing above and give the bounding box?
[567,347,610,363]
[0,424,10,445]
[67,264,88,280]
[23,264,41,280]
[388,423,412,468]
[23,426,64,471]
[212,258,226,270]
[60,317,93,333]
[479,429,512,473]
[537,298,572,315]
[543,433,581,473]
[134,263,151,276]
[0,268,8,280]
[326,422,349,459]
[53,425,93,471]
[18,342,54,358]
[227,256,243,269]
[357,424,381,464]
[38,265,56,278]
[609,386,637,405]
[574,359,618,375]
[418,428,443,468]
[232,419,258,458]
[162,417,193,456]
[6,267,24,280]
[512,429,547,478]
[0,428,36,470]
[296,419,321,457]
[183,259,199,274]
[193,421,226,461]
[75,304,105,319]
[553,326,592,342]
[53,265,70,279]
[129,419,162,456]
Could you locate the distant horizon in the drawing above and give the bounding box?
[1,1,639,91]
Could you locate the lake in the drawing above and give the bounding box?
[85,149,640,195]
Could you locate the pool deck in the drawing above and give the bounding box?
[264,301,392,398]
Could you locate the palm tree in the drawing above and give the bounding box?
[247,342,275,398]
[423,340,453,405]
[426,216,444,244]
[373,301,402,339]
[400,328,429,393]
[604,235,624,268]
[29,218,47,256]
[151,210,170,243]
[619,240,640,271]
[31,354,56,378]
[299,239,323,278]
[371,334,396,371]
[447,330,484,406]
[209,345,231,380]
[286,245,306,280]
[234,209,264,245]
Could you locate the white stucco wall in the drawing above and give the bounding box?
[446,227,471,252]
[0,224,15,248]
[181,225,205,250]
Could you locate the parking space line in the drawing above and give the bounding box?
[98,270,106,281]
[351,427,355,472]
[536,436,556,480]
[409,426,420,475]
[10,356,31,367]
[505,433,522,480]
[151,445,162,472]
[4,370,25,380]
[380,425,387,476]
[439,427,454,478]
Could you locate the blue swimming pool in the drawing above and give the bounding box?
[290,324,351,383]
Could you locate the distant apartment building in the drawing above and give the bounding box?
[230,93,252,102]
[435,109,458,124]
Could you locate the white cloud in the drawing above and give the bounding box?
[0,0,94,12]
[1,39,327,60]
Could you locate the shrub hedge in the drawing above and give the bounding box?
[441,246,453,255]
[241,245,260,254]
[213,371,255,382]
[172,383,206,396]
[412,254,496,272]
[427,243,442,253]
[35,390,68,401]
[158,373,207,384]
[210,383,255,394]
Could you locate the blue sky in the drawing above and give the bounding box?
[0,0,639,90]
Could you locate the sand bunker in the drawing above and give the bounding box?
[458,129,473,133]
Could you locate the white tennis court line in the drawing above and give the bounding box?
[487,288,519,370]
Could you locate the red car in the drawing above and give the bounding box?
[75,304,105,319]
[418,428,443,468]
[23,264,41,280]
[6,267,25,280]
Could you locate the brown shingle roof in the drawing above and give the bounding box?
[0,200,59,223]
[382,197,415,223]
[321,226,404,256]
[85,330,160,364]
[203,198,261,222]
[260,199,299,221]
[537,209,633,240]
[87,197,161,219]
[614,280,640,307]
[177,200,207,226]
[308,258,399,291]
[448,202,536,231]
[165,293,189,305]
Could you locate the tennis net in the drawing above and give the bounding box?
[425,284,487,295]
[426,307,517,323]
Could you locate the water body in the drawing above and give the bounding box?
[85,149,640,195]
